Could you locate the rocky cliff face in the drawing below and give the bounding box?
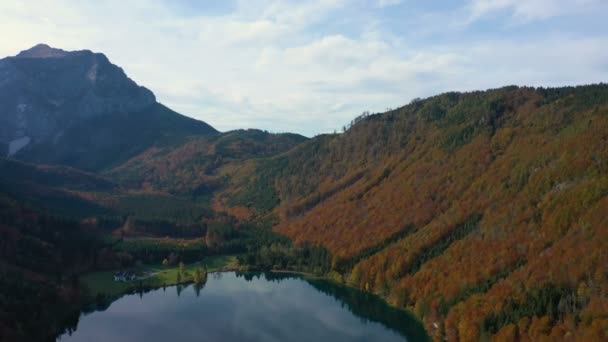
[0,44,156,155]
[0,44,216,170]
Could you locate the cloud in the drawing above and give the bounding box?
[374,0,402,8]
[468,0,604,22]
[0,0,606,136]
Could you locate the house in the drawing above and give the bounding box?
[113,272,125,281]
[113,271,136,282]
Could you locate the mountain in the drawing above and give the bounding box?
[0,128,308,229]
[0,44,217,171]
[0,158,116,217]
[72,81,607,341]
[0,191,109,341]
[107,129,307,196]
[217,84,608,341]
[2,44,607,341]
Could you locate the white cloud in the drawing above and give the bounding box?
[375,0,402,8]
[468,0,604,22]
[0,0,606,136]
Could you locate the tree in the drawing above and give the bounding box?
[176,271,181,283]
[193,268,202,284]
[179,261,185,274]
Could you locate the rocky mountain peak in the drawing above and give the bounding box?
[16,44,70,59]
[0,45,217,169]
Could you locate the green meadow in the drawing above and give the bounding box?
[82,255,238,297]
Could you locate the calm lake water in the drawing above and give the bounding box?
[58,272,428,342]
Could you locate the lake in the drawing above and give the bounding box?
[58,272,428,342]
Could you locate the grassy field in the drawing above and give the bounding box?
[82,255,238,297]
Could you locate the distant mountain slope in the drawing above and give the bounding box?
[0,44,217,170]
[0,158,116,192]
[107,129,307,196]
[221,84,608,341]
[0,158,215,231]
[0,158,116,217]
[0,127,308,227]
[0,192,108,341]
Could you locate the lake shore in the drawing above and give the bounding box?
[82,255,239,298]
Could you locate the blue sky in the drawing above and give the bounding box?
[1,0,607,136]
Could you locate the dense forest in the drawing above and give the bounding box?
[215,84,608,341]
[0,194,103,341]
[2,84,607,341]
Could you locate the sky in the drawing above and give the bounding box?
[1,0,607,136]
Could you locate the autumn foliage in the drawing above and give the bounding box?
[223,84,608,341]
[3,84,607,341]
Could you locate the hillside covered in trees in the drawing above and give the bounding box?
[216,84,608,341]
[0,193,108,341]
[2,84,607,341]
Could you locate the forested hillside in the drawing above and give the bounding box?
[218,84,608,341]
[2,82,607,341]
[107,129,306,196]
[0,194,107,341]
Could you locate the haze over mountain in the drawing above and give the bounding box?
[0,44,216,170]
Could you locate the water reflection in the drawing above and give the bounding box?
[59,272,428,342]
[233,272,429,342]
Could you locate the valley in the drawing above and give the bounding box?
[1,44,607,341]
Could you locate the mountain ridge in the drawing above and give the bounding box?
[214,83,608,341]
[0,44,217,170]
[15,43,70,59]
[1,44,607,341]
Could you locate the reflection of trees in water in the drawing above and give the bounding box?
[67,285,155,339]
[68,271,428,341]
[234,271,429,341]
[234,271,294,283]
[65,275,211,338]
[235,271,262,282]
[305,279,429,341]
[194,279,207,297]
[59,309,81,337]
